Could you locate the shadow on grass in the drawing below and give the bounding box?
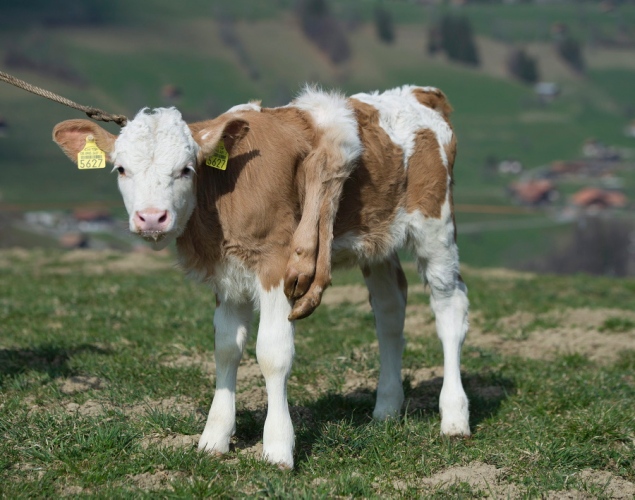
[0,343,112,384]
[405,371,515,427]
[231,371,514,466]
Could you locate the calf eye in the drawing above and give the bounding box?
[180,166,195,178]
[116,166,125,176]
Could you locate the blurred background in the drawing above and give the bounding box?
[0,0,634,275]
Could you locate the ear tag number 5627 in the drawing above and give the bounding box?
[206,140,229,170]
[78,135,106,170]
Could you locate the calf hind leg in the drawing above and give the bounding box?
[363,254,408,420]
[414,219,470,436]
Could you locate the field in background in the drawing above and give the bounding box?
[0,249,633,496]
[1,1,635,270]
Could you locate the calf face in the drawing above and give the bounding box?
[53,108,248,250]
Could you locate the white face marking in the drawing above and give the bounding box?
[111,108,199,250]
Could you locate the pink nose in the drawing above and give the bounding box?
[134,208,170,233]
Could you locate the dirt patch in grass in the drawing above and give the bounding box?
[139,433,200,451]
[420,461,521,497]
[401,462,631,498]
[56,396,201,418]
[0,249,174,275]
[54,250,173,275]
[162,352,268,409]
[127,469,186,491]
[321,285,371,312]
[403,305,635,363]
[469,308,635,363]
[161,352,216,374]
[574,469,635,499]
[58,375,106,395]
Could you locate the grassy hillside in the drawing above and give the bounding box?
[0,250,633,496]
[0,2,634,269]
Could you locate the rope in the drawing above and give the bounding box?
[0,70,128,127]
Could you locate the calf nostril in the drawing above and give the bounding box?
[158,212,168,223]
[137,213,146,222]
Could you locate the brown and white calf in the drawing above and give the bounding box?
[52,85,470,469]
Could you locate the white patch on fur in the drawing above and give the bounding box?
[179,256,260,305]
[292,85,363,166]
[351,85,453,169]
[226,100,262,113]
[113,107,199,248]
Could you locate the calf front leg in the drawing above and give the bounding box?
[199,299,252,455]
[257,283,295,468]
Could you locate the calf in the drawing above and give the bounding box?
[52,85,470,469]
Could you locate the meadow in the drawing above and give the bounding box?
[0,249,633,497]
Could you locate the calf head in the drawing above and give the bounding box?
[53,108,249,250]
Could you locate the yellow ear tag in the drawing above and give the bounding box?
[205,140,229,170]
[77,135,106,170]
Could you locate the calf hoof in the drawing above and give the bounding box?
[263,446,294,470]
[283,268,314,300]
[288,289,322,320]
[284,248,317,300]
[373,391,404,421]
[198,434,230,456]
[439,394,471,437]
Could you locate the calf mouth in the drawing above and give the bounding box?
[137,230,167,243]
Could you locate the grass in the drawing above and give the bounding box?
[0,249,634,497]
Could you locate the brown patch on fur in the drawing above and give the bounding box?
[178,108,312,291]
[332,99,407,260]
[406,129,448,219]
[52,119,116,163]
[411,88,453,122]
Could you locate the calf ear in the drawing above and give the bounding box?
[52,119,116,164]
[190,118,250,161]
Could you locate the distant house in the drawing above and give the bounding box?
[73,208,113,233]
[59,232,89,249]
[571,187,627,210]
[498,160,523,175]
[582,138,621,161]
[73,208,112,223]
[534,82,560,102]
[508,179,558,206]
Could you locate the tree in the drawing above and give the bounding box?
[556,36,585,73]
[374,5,395,44]
[507,48,539,84]
[296,0,351,64]
[431,14,479,66]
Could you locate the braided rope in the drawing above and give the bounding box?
[0,70,128,127]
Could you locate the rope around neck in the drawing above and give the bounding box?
[0,70,128,127]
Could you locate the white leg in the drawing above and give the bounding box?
[363,255,407,420]
[411,209,471,436]
[257,283,295,468]
[428,277,470,436]
[199,299,252,454]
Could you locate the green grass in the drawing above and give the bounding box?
[0,250,634,497]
